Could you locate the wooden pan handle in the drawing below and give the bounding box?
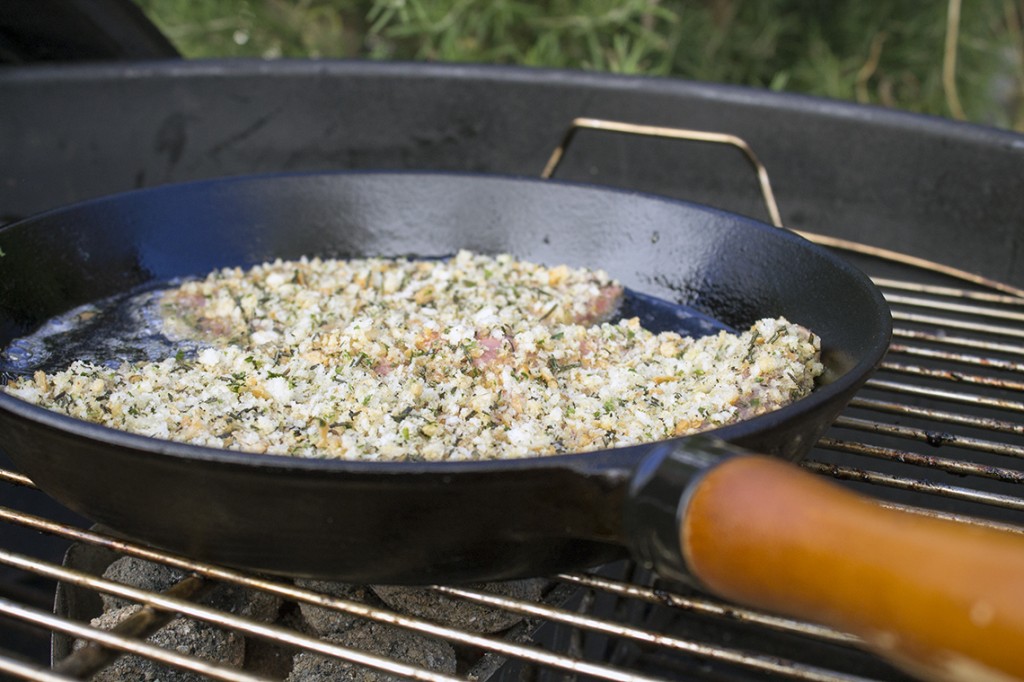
[682,455,1024,682]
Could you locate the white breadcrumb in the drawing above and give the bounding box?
[4,251,823,462]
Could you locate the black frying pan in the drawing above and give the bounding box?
[0,173,1021,679]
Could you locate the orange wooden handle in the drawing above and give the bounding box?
[681,455,1024,682]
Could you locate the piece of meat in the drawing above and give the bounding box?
[473,334,506,368]
[574,283,624,326]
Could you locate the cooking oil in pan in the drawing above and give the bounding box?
[0,283,204,380]
[619,289,733,337]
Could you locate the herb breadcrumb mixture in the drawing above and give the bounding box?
[4,251,823,461]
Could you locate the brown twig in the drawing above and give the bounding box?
[1003,0,1024,131]
[855,31,887,104]
[943,0,967,120]
[53,574,209,679]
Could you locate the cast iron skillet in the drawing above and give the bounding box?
[0,173,1021,679]
[0,171,881,577]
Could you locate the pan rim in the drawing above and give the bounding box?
[0,169,892,475]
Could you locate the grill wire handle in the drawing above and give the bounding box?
[541,117,783,227]
[541,117,1024,298]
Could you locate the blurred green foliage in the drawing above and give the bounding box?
[135,0,1023,130]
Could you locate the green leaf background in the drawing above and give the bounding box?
[136,0,1024,131]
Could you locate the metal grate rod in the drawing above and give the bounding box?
[891,328,1024,356]
[831,416,1024,459]
[889,310,1024,340]
[878,361,1024,392]
[553,573,860,646]
[887,343,1024,373]
[0,649,77,682]
[0,468,36,488]
[818,437,1024,483]
[872,278,1024,305]
[848,396,1024,436]
[876,500,1024,534]
[802,460,1024,511]
[864,378,1024,413]
[883,293,1024,323]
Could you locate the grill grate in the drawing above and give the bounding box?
[1,258,1022,680]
